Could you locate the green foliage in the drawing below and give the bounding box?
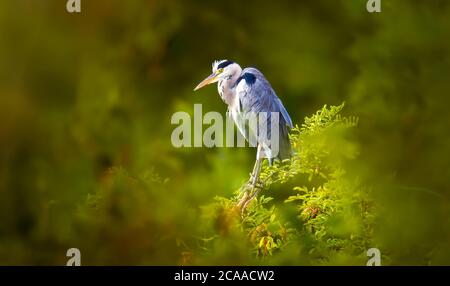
[200,104,373,265]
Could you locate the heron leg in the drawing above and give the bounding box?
[237,158,263,211]
[239,158,258,194]
[251,158,262,188]
[237,159,257,208]
[243,159,263,209]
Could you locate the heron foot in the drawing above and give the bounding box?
[236,179,264,216]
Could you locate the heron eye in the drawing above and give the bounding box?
[218,68,224,73]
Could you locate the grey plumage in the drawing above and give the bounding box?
[226,67,293,163]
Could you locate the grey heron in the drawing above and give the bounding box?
[194,60,293,210]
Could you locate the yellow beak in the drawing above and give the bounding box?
[194,72,219,91]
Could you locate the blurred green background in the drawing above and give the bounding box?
[0,0,450,265]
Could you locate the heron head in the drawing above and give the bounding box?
[194,60,239,91]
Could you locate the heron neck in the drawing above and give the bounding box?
[218,71,241,106]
